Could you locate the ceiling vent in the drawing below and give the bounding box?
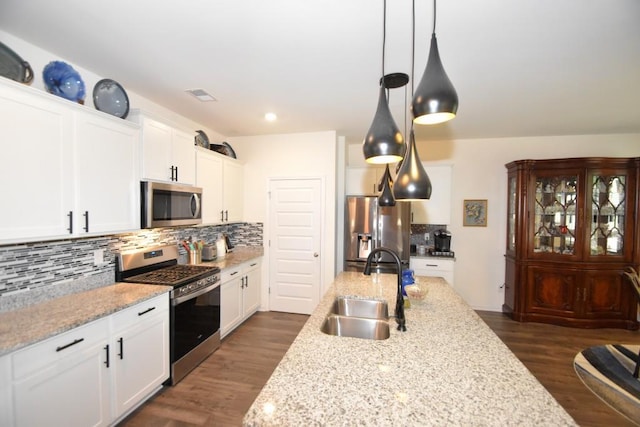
[185,88,217,102]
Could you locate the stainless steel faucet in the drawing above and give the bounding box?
[363,247,406,332]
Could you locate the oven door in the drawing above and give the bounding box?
[170,281,220,384]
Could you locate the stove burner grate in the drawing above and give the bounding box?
[125,265,219,286]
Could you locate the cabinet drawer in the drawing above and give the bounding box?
[410,258,454,272]
[111,293,168,331]
[221,266,243,283]
[12,317,109,380]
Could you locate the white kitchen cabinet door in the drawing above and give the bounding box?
[243,260,262,317]
[223,158,244,222]
[172,128,196,186]
[11,318,110,427]
[0,354,12,427]
[0,81,74,242]
[410,164,452,225]
[139,116,173,182]
[111,293,169,419]
[221,267,244,338]
[133,111,195,185]
[196,148,224,224]
[345,166,385,195]
[74,111,140,235]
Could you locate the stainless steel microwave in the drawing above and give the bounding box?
[141,181,202,228]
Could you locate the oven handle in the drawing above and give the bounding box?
[172,281,220,306]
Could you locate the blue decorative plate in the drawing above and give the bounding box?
[93,78,130,119]
[42,61,85,104]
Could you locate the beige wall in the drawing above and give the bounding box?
[228,131,338,309]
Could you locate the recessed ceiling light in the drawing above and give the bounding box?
[185,89,217,102]
[264,112,277,122]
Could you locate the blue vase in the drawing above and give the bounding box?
[42,61,86,104]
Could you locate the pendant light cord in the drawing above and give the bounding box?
[382,0,387,86]
[410,0,415,130]
[432,0,437,36]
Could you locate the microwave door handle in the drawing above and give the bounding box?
[191,193,201,218]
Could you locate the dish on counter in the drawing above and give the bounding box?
[92,78,130,119]
[42,61,86,104]
[195,130,210,149]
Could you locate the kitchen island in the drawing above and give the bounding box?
[243,272,576,426]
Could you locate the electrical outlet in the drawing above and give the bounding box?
[425,232,430,241]
[93,249,104,266]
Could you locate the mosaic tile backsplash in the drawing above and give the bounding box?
[410,224,448,249]
[0,222,262,311]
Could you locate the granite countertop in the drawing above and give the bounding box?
[243,272,577,426]
[200,246,264,270]
[0,283,171,356]
[0,246,263,358]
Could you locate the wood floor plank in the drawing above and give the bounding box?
[121,310,639,426]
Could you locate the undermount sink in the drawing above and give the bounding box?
[320,314,390,340]
[329,296,389,320]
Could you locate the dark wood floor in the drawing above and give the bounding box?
[121,311,638,427]
[119,311,309,427]
[477,310,638,427]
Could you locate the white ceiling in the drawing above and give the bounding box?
[1,0,639,144]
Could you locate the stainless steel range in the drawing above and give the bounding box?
[116,245,221,385]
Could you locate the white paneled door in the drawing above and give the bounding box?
[269,178,322,314]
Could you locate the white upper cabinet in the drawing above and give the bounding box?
[196,148,224,224]
[411,164,453,225]
[223,157,244,222]
[195,147,243,224]
[74,111,140,235]
[130,110,196,186]
[0,78,140,243]
[345,166,386,195]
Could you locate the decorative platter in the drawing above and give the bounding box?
[195,130,210,149]
[210,142,236,159]
[92,78,130,119]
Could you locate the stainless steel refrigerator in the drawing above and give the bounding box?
[344,196,411,273]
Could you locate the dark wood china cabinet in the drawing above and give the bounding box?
[504,157,639,329]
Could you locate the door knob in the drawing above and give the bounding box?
[314,253,319,257]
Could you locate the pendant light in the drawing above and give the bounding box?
[378,164,396,206]
[411,0,458,125]
[393,0,432,201]
[363,0,405,165]
[377,73,409,207]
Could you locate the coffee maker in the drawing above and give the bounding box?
[433,229,452,252]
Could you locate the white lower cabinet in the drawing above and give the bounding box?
[111,294,169,421]
[2,293,169,427]
[410,257,455,286]
[221,259,262,337]
[12,317,111,427]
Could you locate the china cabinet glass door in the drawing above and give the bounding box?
[507,175,516,253]
[532,174,578,255]
[589,173,626,257]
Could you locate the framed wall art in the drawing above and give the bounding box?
[463,199,487,227]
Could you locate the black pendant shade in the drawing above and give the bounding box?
[363,85,405,164]
[411,33,458,125]
[377,164,396,206]
[393,129,432,200]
